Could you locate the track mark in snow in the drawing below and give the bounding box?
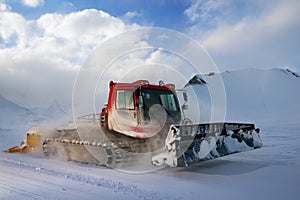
[0,183,45,200]
[0,155,181,200]
[46,170,174,200]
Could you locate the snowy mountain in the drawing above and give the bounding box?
[0,94,42,148]
[0,94,36,128]
[186,68,300,125]
[0,94,71,148]
[221,68,300,123]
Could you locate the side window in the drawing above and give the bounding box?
[116,90,134,110]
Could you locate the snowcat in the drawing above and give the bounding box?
[4,79,263,168]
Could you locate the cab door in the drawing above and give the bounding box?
[113,89,137,131]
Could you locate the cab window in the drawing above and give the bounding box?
[116,90,134,110]
[160,93,178,112]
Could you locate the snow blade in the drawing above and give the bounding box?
[152,123,263,167]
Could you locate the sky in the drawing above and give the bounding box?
[0,0,299,108]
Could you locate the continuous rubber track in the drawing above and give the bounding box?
[42,126,169,168]
[42,122,262,169]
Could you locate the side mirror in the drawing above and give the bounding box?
[183,92,188,102]
[181,104,188,110]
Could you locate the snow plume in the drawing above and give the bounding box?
[0,6,138,108]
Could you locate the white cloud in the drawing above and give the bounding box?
[0,8,138,107]
[185,0,224,23]
[123,11,141,19]
[0,3,11,11]
[37,9,128,47]
[185,0,300,71]
[184,1,199,22]
[21,0,44,8]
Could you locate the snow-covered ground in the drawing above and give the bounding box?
[1,122,299,200]
[0,68,299,199]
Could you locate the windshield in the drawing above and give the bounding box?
[138,88,181,122]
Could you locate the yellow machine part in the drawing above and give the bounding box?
[4,133,42,153]
[26,133,42,148]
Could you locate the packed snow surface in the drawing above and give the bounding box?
[0,68,299,199]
